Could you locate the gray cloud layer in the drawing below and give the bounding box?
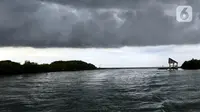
[0,0,200,48]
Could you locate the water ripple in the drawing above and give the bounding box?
[0,69,200,112]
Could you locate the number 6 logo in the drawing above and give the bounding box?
[176,6,192,22]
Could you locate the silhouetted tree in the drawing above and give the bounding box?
[0,60,22,75]
[181,59,200,70]
[0,60,97,75]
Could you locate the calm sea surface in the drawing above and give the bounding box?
[0,69,200,112]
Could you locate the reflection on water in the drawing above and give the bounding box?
[0,69,200,112]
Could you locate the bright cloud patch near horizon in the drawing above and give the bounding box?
[0,44,199,67]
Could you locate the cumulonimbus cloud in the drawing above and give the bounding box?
[0,0,200,48]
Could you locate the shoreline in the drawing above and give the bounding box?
[0,60,97,75]
[1,58,200,75]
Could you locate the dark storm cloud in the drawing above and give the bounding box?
[0,0,200,48]
[41,0,142,8]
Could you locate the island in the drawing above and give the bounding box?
[181,59,200,70]
[0,60,97,75]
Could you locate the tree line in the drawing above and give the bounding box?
[0,60,97,75]
[181,59,200,70]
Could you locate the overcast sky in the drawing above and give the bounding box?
[0,0,200,67]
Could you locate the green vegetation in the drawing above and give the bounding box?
[181,59,200,70]
[0,60,97,75]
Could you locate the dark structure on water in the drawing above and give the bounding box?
[168,58,178,70]
[158,58,179,70]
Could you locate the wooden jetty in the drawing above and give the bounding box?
[158,58,179,70]
[98,58,179,70]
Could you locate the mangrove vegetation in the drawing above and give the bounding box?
[0,60,97,75]
[181,59,200,70]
